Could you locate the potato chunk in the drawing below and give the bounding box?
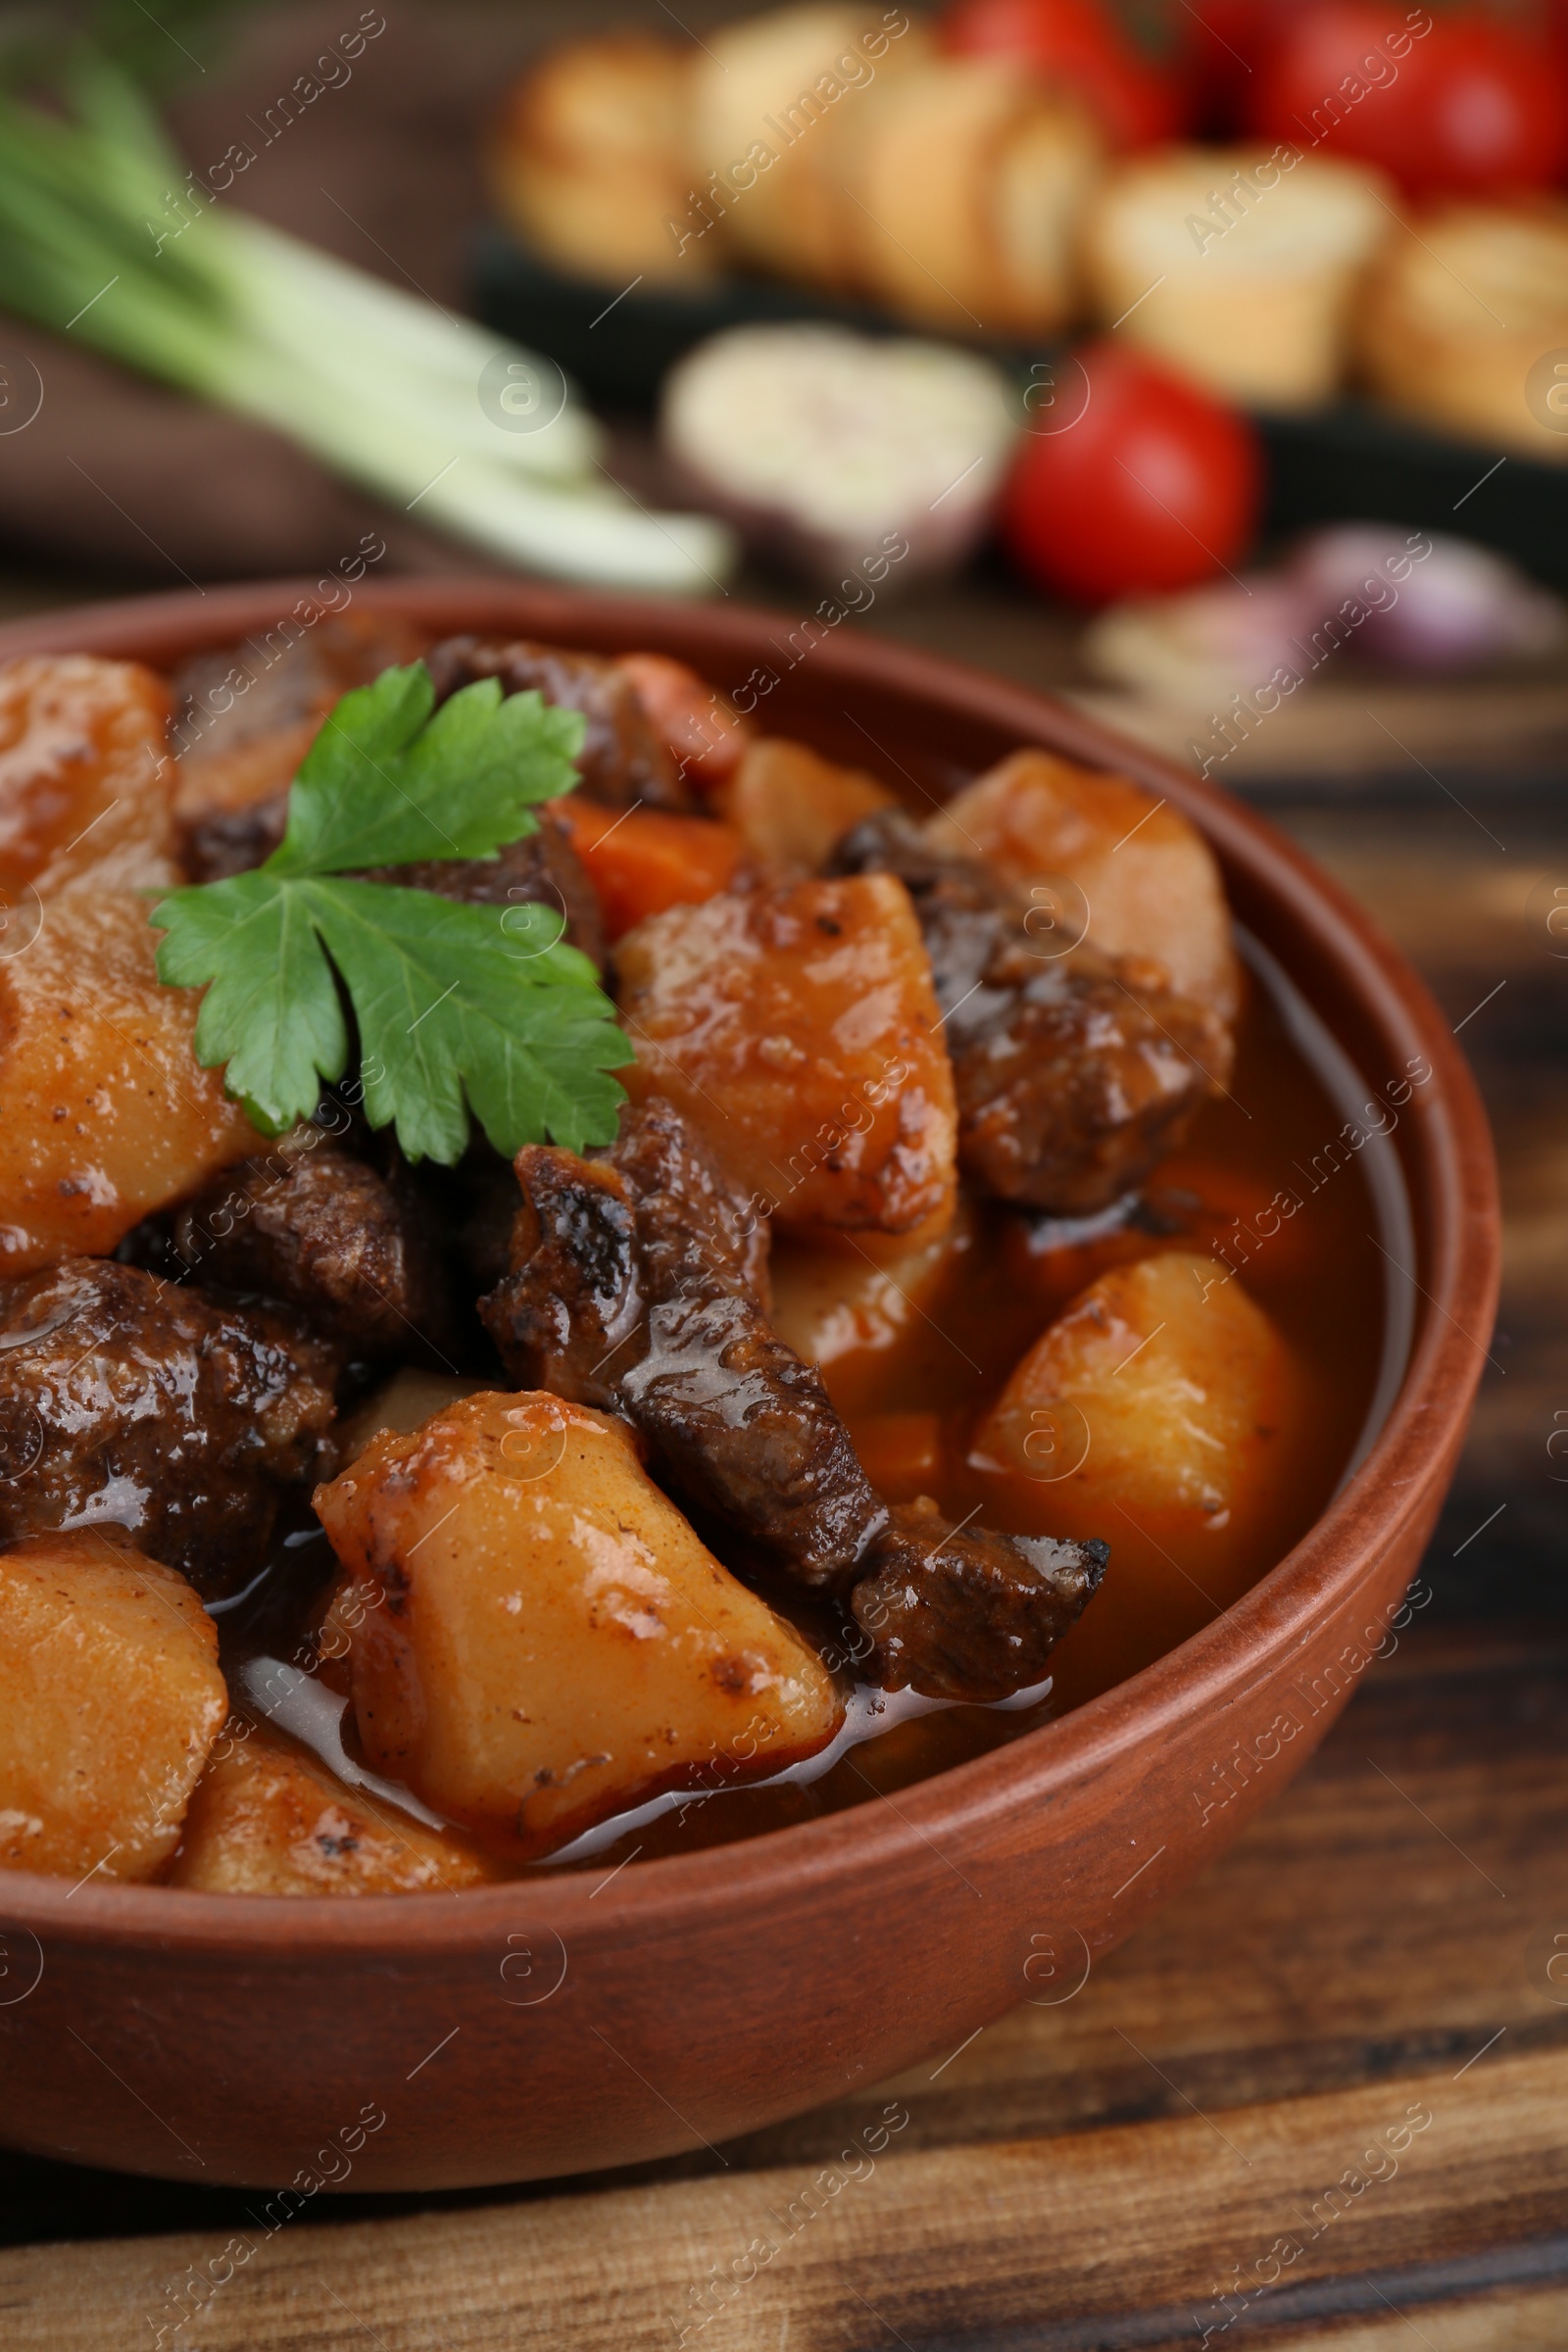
[314,1393,845,1857]
[0,1530,226,1882]
[722,738,897,878]
[168,1722,501,1894]
[616,875,957,1234]
[0,656,177,901]
[769,1201,972,1415]
[337,1370,488,1460]
[973,1251,1301,1659]
[929,750,1240,1023]
[0,888,261,1273]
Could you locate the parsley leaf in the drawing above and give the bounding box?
[152,662,631,1163]
[310,883,627,1165]
[155,868,351,1127]
[264,661,586,876]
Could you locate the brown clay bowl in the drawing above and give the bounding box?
[0,579,1497,2191]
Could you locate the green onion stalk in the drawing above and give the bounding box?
[0,51,736,593]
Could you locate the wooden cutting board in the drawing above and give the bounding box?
[4,1617,1566,2349]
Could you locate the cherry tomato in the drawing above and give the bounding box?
[1175,0,1300,132]
[1000,342,1262,605]
[1247,3,1568,197]
[940,0,1186,149]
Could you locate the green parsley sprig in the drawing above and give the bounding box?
[152,661,631,1164]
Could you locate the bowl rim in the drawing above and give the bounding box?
[0,576,1500,1954]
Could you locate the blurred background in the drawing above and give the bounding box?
[0,0,1563,1615]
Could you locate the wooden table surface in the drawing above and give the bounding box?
[5,1622,1567,2348]
[1,576,1565,2348]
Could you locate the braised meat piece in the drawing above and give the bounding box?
[482,1100,885,1587]
[180,792,288,882]
[486,1096,770,1409]
[851,1500,1107,1702]
[485,1145,641,1408]
[170,613,426,825]
[357,803,606,971]
[831,810,1228,1215]
[606,1094,770,1314]
[620,1291,884,1589]
[424,635,696,812]
[949,949,1223,1212]
[432,1141,538,1298]
[165,1135,459,1365]
[0,1257,337,1595]
[483,1103,1106,1691]
[181,800,606,972]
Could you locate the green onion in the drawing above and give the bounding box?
[0,50,735,594]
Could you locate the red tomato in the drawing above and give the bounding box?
[1175,0,1300,132]
[1247,3,1568,197]
[940,0,1185,148]
[1000,343,1262,605]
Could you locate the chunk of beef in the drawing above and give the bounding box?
[605,1092,770,1313]
[170,614,427,826]
[487,1096,769,1408]
[424,634,695,812]
[166,1136,459,1366]
[180,799,606,972]
[359,803,606,971]
[179,792,288,882]
[620,1289,883,1589]
[0,1257,337,1596]
[485,1145,642,1409]
[172,614,424,731]
[482,1101,883,1587]
[481,1104,1105,1693]
[850,1500,1107,1702]
[831,810,1228,1214]
[408,1141,529,1304]
[948,947,1222,1212]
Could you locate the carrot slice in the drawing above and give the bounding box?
[555,799,743,942]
